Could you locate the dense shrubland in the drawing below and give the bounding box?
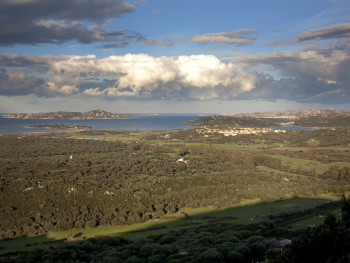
[1,129,349,240]
[0,222,275,262]
[171,127,350,147]
[294,115,350,127]
[2,197,350,263]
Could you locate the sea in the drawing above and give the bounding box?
[0,114,202,134]
[0,114,315,134]
[271,125,315,130]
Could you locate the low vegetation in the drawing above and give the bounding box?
[0,124,350,261]
[188,115,281,128]
[1,197,349,262]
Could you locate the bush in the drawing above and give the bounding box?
[193,248,224,263]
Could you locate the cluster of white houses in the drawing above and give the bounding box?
[196,126,287,137]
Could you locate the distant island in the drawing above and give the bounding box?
[1,109,134,119]
[24,124,92,130]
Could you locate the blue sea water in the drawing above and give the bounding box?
[0,114,316,134]
[0,114,201,134]
[271,125,315,130]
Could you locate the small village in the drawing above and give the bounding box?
[196,126,287,137]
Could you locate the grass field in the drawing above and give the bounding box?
[212,144,260,151]
[288,208,342,230]
[68,130,160,142]
[271,154,327,172]
[271,154,350,174]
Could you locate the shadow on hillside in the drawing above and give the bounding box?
[0,197,337,254]
[116,197,336,240]
[0,234,65,255]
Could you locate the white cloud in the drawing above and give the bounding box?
[45,81,79,95]
[83,87,106,96]
[47,53,258,99]
[2,43,349,104]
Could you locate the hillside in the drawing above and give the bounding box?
[1,109,134,119]
[192,109,350,128]
[189,115,281,128]
[0,128,350,261]
[225,109,350,119]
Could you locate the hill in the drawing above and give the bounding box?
[189,115,281,128]
[225,109,350,119]
[192,109,350,128]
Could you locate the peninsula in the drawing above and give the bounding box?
[1,109,134,119]
[191,109,350,128]
[24,124,92,130]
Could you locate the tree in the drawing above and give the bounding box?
[341,195,350,226]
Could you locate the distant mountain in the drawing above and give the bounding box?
[1,109,135,119]
[223,109,350,119]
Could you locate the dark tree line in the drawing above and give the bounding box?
[267,196,350,263]
[2,197,350,263]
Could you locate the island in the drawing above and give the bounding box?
[24,124,92,130]
[1,109,134,119]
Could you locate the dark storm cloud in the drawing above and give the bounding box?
[0,68,45,96]
[0,54,48,71]
[0,0,173,47]
[0,0,135,23]
[237,74,349,104]
[0,21,149,47]
[0,0,135,46]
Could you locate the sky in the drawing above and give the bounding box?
[0,0,350,113]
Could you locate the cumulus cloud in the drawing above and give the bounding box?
[230,39,350,103]
[235,40,350,81]
[45,81,79,95]
[2,43,349,104]
[0,54,50,72]
[236,74,349,104]
[191,29,259,44]
[0,68,45,96]
[0,54,258,100]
